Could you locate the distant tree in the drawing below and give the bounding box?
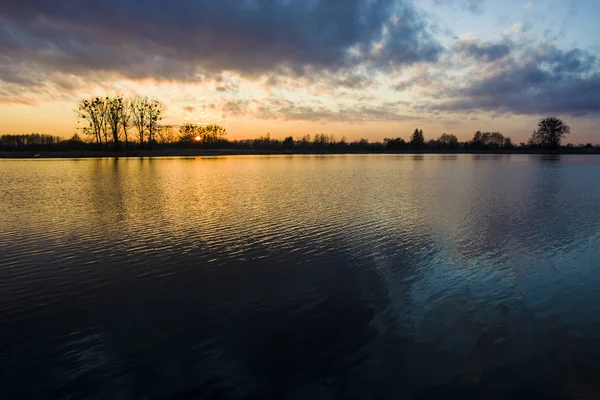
[157,125,176,144]
[254,133,278,149]
[470,130,512,150]
[528,130,543,147]
[480,131,491,146]
[350,138,371,151]
[488,132,505,148]
[68,133,84,144]
[0,133,60,149]
[60,133,86,149]
[313,133,330,147]
[384,137,407,150]
[437,133,459,148]
[199,124,227,145]
[282,136,294,149]
[299,134,311,148]
[410,128,425,148]
[472,131,484,147]
[531,117,570,149]
[179,124,199,144]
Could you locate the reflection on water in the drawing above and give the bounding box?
[1,155,600,399]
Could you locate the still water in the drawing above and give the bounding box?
[1,155,600,399]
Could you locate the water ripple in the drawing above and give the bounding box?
[1,155,600,398]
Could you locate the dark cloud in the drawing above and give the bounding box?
[0,0,442,88]
[221,100,249,117]
[257,68,379,98]
[433,44,600,116]
[253,98,418,122]
[392,65,435,91]
[433,0,487,14]
[454,38,512,62]
[195,96,417,122]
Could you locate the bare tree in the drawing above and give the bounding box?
[199,124,227,144]
[105,96,125,149]
[130,96,164,148]
[146,99,164,148]
[76,97,106,146]
[120,97,131,149]
[131,95,149,146]
[157,125,176,144]
[178,124,200,143]
[99,100,109,147]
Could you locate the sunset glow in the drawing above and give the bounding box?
[1,0,599,143]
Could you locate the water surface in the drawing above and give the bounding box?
[2,155,600,399]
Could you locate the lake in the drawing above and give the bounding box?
[1,154,600,399]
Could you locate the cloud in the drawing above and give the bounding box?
[453,36,512,62]
[503,21,530,36]
[270,101,418,123]
[433,0,487,14]
[0,0,442,96]
[197,97,420,123]
[1,0,599,124]
[221,100,250,117]
[432,44,600,116]
[524,2,533,9]
[392,65,436,92]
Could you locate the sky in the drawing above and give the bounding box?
[0,0,599,143]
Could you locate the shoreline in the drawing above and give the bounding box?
[1,148,599,159]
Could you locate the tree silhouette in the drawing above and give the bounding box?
[437,133,459,148]
[531,117,570,149]
[106,96,124,149]
[410,128,424,148]
[76,97,106,146]
[157,125,176,144]
[178,124,199,144]
[177,124,226,146]
[282,136,294,149]
[384,137,406,150]
[129,96,164,148]
[200,124,227,145]
[470,130,513,150]
[146,99,163,149]
[131,95,149,146]
[119,97,131,149]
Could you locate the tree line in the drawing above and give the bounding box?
[76,95,164,149]
[0,97,591,153]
